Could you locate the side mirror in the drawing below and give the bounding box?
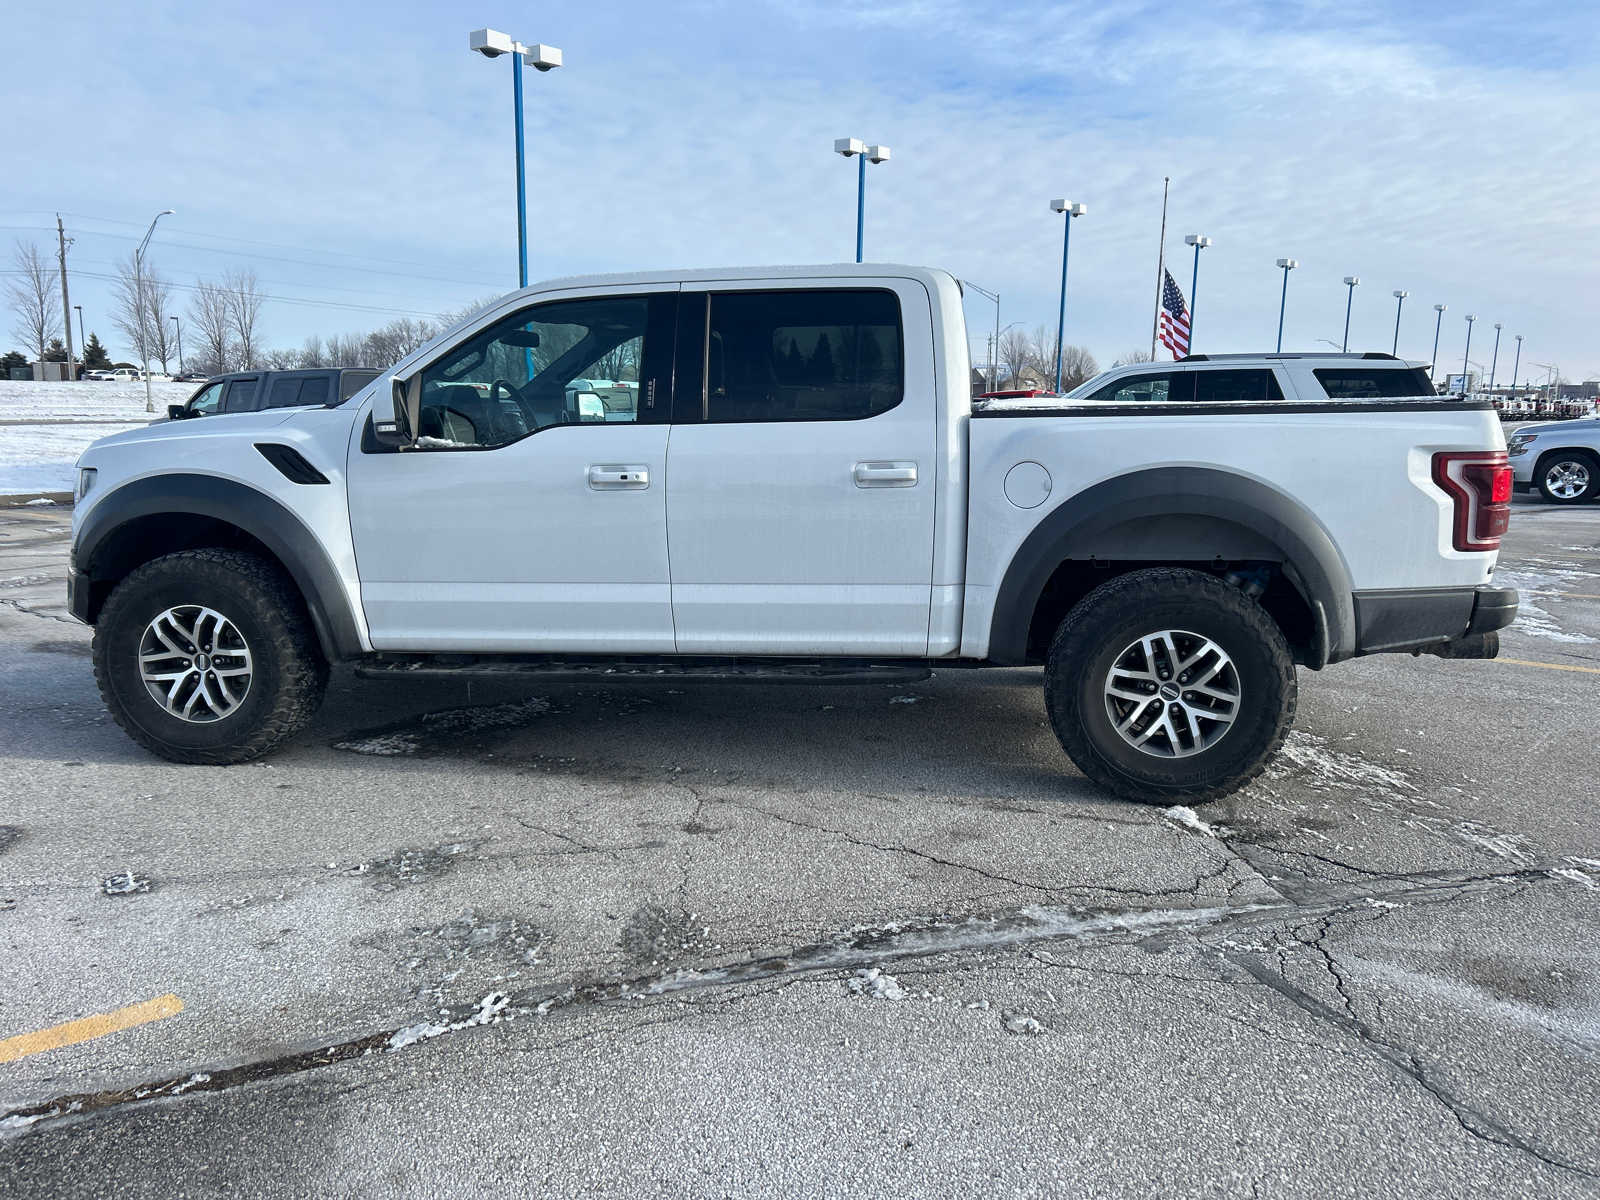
[167,404,187,421]
[373,375,421,447]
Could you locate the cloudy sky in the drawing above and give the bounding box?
[6,0,1598,380]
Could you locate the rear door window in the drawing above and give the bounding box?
[265,373,333,409]
[690,289,904,423]
[222,377,260,412]
[1191,369,1284,403]
[1313,368,1435,398]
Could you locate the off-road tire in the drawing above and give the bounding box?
[93,549,329,765]
[1044,567,1297,804]
[1535,451,1599,505]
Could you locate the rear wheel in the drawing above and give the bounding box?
[1044,568,1297,804]
[93,549,328,764]
[1536,452,1599,504]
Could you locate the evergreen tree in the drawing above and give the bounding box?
[81,332,112,370]
[43,337,68,362]
[781,337,805,383]
[808,333,836,387]
[1,350,27,372]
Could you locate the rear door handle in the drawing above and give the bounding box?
[588,464,650,490]
[854,461,918,488]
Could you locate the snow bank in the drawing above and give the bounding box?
[0,381,188,494]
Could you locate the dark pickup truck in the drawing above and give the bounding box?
[169,367,382,420]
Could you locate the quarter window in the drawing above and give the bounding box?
[266,374,332,409]
[415,296,656,449]
[700,289,903,422]
[1191,369,1284,403]
[1313,368,1435,398]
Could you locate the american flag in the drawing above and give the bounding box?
[1158,268,1191,358]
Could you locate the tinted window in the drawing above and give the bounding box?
[415,296,654,449]
[339,369,380,401]
[1079,372,1180,403]
[222,378,259,412]
[265,374,331,409]
[700,290,902,422]
[1314,368,1434,399]
[1192,369,1284,403]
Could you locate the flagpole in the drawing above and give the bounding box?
[1150,177,1169,360]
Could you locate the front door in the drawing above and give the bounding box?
[347,288,679,653]
[664,282,939,655]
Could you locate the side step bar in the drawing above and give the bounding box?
[355,657,933,686]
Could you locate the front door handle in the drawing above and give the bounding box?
[588,464,650,490]
[854,461,918,488]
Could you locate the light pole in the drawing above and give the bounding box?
[171,315,185,375]
[470,30,562,289]
[835,139,890,263]
[963,280,1000,393]
[1430,304,1447,386]
[134,210,174,412]
[1511,334,1523,393]
[1275,259,1297,353]
[1050,200,1087,392]
[73,305,85,361]
[1461,315,1476,397]
[1488,323,1502,390]
[1341,277,1360,351]
[1391,291,1407,355]
[1184,235,1210,351]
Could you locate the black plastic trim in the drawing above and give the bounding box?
[1352,587,1476,653]
[255,443,331,485]
[972,400,1492,418]
[1467,586,1519,635]
[986,466,1356,666]
[73,474,364,662]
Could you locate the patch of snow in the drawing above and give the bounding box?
[168,1073,211,1095]
[387,991,512,1050]
[1000,1010,1047,1035]
[1494,562,1599,643]
[847,967,908,1000]
[22,497,55,506]
[1452,821,1536,867]
[1548,867,1597,891]
[1265,731,1414,794]
[889,695,920,704]
[1163,805,1216,836]
[102,871,151,895]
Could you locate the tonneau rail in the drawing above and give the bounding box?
[971,399,1494,418]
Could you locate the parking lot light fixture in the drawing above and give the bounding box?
[1341,277,1360,352]
[836,139,889,263]
[1461,315,1476,396]
[1489,323,1503,390]
[1275,259,1297,353]
[1512,334,1523,391]
[1391,291,1407,355]
[1431,304,1447,386]
[134,210,174,412]
[470,29,563,289]
[1051,200,1088,391]
[1184,235,1210,351]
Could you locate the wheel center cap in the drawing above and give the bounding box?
[194,653,212,671]
[1160,683,1180,701]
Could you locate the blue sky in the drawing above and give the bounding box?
[5,0,1598,379]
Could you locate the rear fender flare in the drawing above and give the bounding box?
[986,466,1356,665]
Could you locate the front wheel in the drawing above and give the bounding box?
[93,549,329,765]
[1536,452,1599,505]
[1044,568,1297,804]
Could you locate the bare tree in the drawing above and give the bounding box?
[223,268,265,369]
[110,254,154,366]
[5,240,61,361]
[363,317,438,368]
[436,294,503,331]
[997,327,1032,389]
[298,335,328,367]
[263,347,301,370]
[1060,345,1098,390]
[328,332,366,367]
[143,266,176,372]
[1113,348,1155,367]
[187,278,234,373]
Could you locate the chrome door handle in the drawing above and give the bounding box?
[854,461,918,488]
[588,464,650,490]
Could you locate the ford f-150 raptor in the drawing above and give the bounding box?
[67,264,1518,802]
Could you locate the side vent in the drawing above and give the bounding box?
[255,443,331,485]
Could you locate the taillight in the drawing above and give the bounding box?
[1432,451,1511,552]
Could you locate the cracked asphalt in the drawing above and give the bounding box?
[1,495,1598,1198]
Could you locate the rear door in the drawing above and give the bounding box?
[664,281,938,655]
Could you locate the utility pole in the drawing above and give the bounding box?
[55,215,75,381]
[1150,177,1169,360]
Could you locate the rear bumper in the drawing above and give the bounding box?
[1352,585,1518,655]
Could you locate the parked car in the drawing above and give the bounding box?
[1509,419,1600,504]
[82,368,114,381]
[173,371,211,383]
[102,368,142,382]
[68,266,1515,802]
[167,367,383,420]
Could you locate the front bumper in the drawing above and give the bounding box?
[1352,585,1518,655]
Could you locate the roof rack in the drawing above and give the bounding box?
[1177,352,1401,363]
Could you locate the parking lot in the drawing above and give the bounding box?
[1,494,1597,1197]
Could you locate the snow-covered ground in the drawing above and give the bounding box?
[0,381,192,494]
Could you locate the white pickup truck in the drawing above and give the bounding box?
[68,264,1517,802]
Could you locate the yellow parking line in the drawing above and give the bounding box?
[0,994,184,1064]
[1495,657,1600,676]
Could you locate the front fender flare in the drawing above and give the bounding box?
[986,466,1356,665]
[74,473,364,662]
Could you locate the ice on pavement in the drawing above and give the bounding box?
[1162,806,1216,836]
[388,991,513,1050]
[847,967,908,1000]
[1493,562,1599,643]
